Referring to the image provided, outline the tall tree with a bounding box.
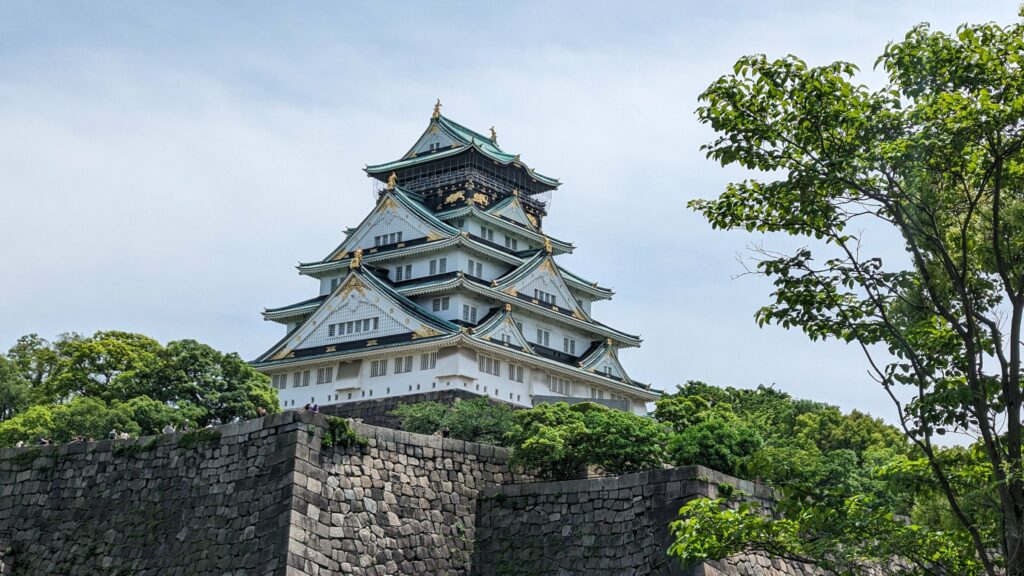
[684,13,1024,575]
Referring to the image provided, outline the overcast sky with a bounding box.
[0,1,1016,424]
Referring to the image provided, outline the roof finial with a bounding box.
[386,172,397,190]
[504,303,512,312]
[490,126,497,143]
[432,99,442,119]
[349,248,363,269]
[543,236,552,254]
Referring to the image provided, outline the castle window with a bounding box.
[370,359,387,377]
[316,367,333,385]
[534,289,556,305]
[394,264,412,281]
[504,236,518,250]
[508,363,524,383]
[271,374,288,390]
[429,258,448,275]
[432,297,450,312]
[501,333,512,344]
[420,352,437,370]
[331,278,340,291]
[328,324,336,337]
[292,370,310,388]
[563,338,576,355]
[333,317,379,337]
[373,232,403,247]
[590,387,606,400]
[478,355,500,376]
[547,374,570,395]
[536,328,550,347]
[466,259,483,277]
[479,226,494,242]
[394,355,413,374]
[463,305,478,323]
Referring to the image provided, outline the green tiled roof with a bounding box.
[365,115,560,187]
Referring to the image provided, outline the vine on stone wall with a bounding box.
[320,416,369,449]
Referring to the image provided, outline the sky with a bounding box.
[0,1,1017,426]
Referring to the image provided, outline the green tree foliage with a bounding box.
[678,13,1024,575]
[506,402,668,479]
[0,356,31,422]
[391,398,515,446]
[667,414,762,477]
[0,331,279,446]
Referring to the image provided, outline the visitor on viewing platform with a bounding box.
[108,429,117,440]
[162,424,175,434]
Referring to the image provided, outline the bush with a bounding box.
[667,414,762,477]
[507,402,669,479]
[391,398,515,446]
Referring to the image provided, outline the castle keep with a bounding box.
[254,103,659,415]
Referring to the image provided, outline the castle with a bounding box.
[254,102,659,414]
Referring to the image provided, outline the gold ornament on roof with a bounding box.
[445,190,465,204]
[512,189,520,197]
[470,192,489,207]
[606,338,613,346]
[426,230,444,241]
[412,325,441,340]
[504,303,512,312]
[544,236,553,254]
[349,248,363,269]
[526,213,538,228]
[490,126,497,143]
[379,196,398,211]
[386,172,398,190]
[432,99,442,119]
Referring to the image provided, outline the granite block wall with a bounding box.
[472,466,815,576]
[0,413,302,575]
[285,412,534,575]
[0,410,838,576]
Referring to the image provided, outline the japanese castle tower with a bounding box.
[254,103,658,415]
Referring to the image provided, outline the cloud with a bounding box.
[0,1,1015,427]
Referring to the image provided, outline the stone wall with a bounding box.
[0,411,529,576]
[0,414,301,575]
[472,465,817,576]
[285,413,534,575]
[0,411,829,575]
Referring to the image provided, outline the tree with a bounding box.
[506,402,668,479]
[666,414,762,477]
[0,331,279,446]
[681,13,1024,575]
[391,398,516,445]
[150,339,277,426]
[0,356,31,422]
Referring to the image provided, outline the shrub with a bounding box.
[507,402,669,479]
[320,416,368,449]
[391,398,515,446]
[667,415,762,477]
